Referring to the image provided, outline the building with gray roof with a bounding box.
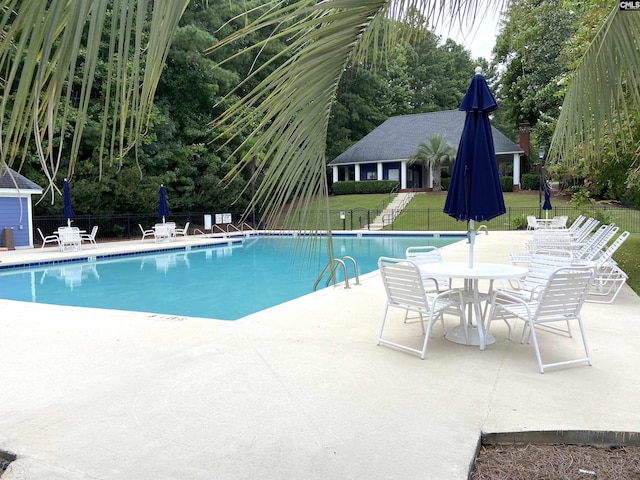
[328,110,524,191]
[0,165,43,249]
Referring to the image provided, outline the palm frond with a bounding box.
[549,7,640,166]
[210,0,498,234]
[0,0,188,197]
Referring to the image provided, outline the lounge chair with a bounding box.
[81,226,98,247]
[548,215,568,229]
[37,228,60,250]
[139,224,154,242]
[586,231,630,304]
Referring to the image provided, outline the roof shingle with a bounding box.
[329,110,523,165]
[0,165,43,192]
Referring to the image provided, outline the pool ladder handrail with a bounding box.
[313,256,360,291]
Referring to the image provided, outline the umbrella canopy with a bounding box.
[543,181,552,219]
[158,184,170,223]
[443,67,505,267]
[63,178,75,227]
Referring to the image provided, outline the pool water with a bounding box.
[0,235,462,320]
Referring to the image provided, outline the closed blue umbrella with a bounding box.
[63,178,75,227]
[158,184,170,223]
[443,68,505,267]
[543,181,552,219]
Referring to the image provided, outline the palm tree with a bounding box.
[408,134,456,192]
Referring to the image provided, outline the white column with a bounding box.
[400,161,407,189]
[377,162,383,180]
[428,164,434,189]
[513,153,521,189]
[354,164,361,181]
[332,166,339,184]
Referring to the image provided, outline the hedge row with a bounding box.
[333,177,516,194]
[332,180,399,195]
[521,173,541,190]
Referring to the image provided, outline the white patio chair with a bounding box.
[37,228,60,250]
[174,221,190,237]
[377,257,466,359]
[486,265,596,373]
[526,215,541,230]
[502,249,575,301]
[81,226,99,247]
[405,246,450,292]
[139,224,154,242]
[153,223,173,242]
[57,227,82,251]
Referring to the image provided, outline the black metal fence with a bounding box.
[297,206,640,233]
[34,212,258,242]
[33,205,639,245]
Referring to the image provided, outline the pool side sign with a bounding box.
[620,1,640,10]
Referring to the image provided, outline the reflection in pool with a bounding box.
[0,234,462,320]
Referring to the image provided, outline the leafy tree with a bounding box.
[408,134,456,191]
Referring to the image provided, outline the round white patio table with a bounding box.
[418,262,527,350]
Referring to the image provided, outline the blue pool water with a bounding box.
[0,234,462,320]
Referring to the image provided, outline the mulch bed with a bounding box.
[470,443,640,479]
[1,444,639,478]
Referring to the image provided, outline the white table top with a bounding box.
[419,262,527,280]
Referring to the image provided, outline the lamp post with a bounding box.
[538,148,545,218]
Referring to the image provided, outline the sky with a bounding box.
[434,6,503,60]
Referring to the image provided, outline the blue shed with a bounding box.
[0,165,43,249]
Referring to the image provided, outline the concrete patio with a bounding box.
[0,231,638,479]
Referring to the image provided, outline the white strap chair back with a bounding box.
[534,266,595,320]
[377,257,465,359]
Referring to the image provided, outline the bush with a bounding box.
[332,180,399,195]
[441,178,450,190]
[500,176,513,192]
[511,213,528,230]
[521,173,540,190]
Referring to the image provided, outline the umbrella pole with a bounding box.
[468,219,475,268]
[67,218,71,227]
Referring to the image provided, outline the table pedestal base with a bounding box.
[445,325,495,347]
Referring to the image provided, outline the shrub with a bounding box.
[500,176,513,192]
[441,178,450,190]
[511,213,528,230]
[332,180,399,195]
[521,173,540,190]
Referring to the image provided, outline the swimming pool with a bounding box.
[0,234,463,320]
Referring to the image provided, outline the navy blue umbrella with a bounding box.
[158,184,170,223]
[443,68,505,267]
[63,178,75,227]
[543,181,552,219]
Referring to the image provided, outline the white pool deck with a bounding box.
[1,231,639,479]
